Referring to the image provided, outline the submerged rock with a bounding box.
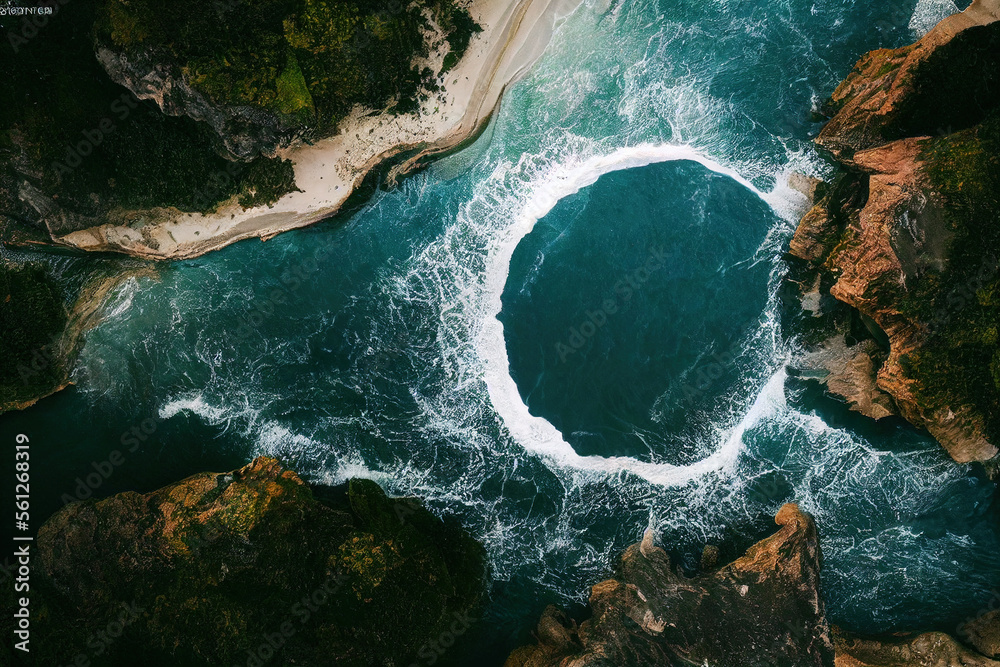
[30,457,486,666]
[506,504,835,667]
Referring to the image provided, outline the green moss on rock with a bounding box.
[0,0,300,237]
[97,0,480,134]
[898,113,1000,442]
[32,457,486,666]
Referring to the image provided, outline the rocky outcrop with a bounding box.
[0,261,142,414]
[29,457,486,666]
[506,504,1000,667]
[834,628,1000,667]
[95,46,302,161]
[792,335,899,421]
[786,0,1000,464]
[817,0,1000,162]
[506,504,835,667]
[961,609,1000,659]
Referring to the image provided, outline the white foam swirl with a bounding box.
[476,144,796,485]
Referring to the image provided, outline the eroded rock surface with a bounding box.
[834,627,1000,667]
[786,0,1000,463]
[506,504,835,667]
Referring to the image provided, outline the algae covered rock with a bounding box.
[31,457,486,666]
[833,627,1000,667]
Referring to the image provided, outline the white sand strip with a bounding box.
[56,0,584,260]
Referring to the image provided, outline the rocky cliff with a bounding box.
[0,0,300,249]
[506,504,835,667]
[90,0,481,160]
[93,45,302,163]
[505,504,1000,667]
[0,0,482,252]
[785,0,1000,464]
[25,457,486,666]
[0,259,143,414]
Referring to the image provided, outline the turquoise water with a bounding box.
[3,0,997,662]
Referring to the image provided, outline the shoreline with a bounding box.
[53,0,584,260]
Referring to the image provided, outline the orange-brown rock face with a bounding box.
[833,627,1000,667]
[817,0,1000,162]
[26,457,486,666]
[787,1,1000,464]
[505,504,835,667]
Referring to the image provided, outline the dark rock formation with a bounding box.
[506,504,835,667]
[29,457,486,666]
[0,260,136,414]
[785,0,1000,463]
[95,45,303,161]
[833,627,1000,667]
[0,261,70,412]
[505,503,1000,667]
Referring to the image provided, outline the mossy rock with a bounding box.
[0,0,300,239]
[32,457,487,666]
[899,111,1000,443]
[96,0,480,135]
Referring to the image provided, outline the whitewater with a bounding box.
[9,0,996,660]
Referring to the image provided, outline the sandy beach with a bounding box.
[56,0,584,260]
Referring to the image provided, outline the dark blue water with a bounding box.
[2,0,994,662]
[500,161,775,463]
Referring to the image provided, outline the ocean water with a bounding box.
[3,0,997,662]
